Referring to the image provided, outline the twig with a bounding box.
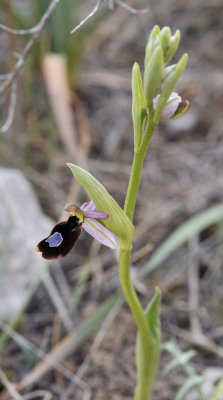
[108,0,115,9]
[0,80,17,133]
[23,390,53,400]
[1,0,107,134]
[53,261,72,305]
[116,0,148,14]
[0,0,61,96]
[0,367,23,400]
[0,23,40,35]
[70,0,102,34]
[0,73,13,81]
[61,298,123,400]
[42,269,73,331]
[78,298,123,374]
[168,323,223,360]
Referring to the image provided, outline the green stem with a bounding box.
[119,120,157,400]
[119,248,151,400]
[124,119,155,221]
[124,150,145,221]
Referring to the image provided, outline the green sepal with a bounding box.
[160,27,171,52]
[144,25,160,68]
[135,287,161,398]
[164,30,180,65]
[144,46,164,106]
[132,62,146,151]
[154,53,188,124]
[67,163,134,249]
[161,64,176,89]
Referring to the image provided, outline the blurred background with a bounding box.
[0,0,223,399]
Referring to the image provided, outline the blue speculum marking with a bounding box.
[46,232,63,247]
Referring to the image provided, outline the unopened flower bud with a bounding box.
[164,30,180,65]
[160,27,171,52]
[144,46,164,105]
[153,92,189,120]
[144,25,161,68]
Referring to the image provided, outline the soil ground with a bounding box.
[1,0,223,399]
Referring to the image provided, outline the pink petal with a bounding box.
[85,210,109,219]
[82,218,116,249]
[161,98,181,119]
[80,200,96,211]
[153,92,182,120]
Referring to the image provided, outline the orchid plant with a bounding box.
[37,26,189,400]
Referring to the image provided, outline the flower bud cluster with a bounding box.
[132,25,189,150]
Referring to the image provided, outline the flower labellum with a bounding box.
[36,200,116,260]
[36,216,82,260]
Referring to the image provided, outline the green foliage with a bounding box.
[30,0,77,55]
[141,204,223,279]
[163,340,205,400]
[12,0,107,85]
[175,376,205,400]
[210,379,223,400]
[162,349,196,376]
[144,288,161,345]
[135,289,161,399]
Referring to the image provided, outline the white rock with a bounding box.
[0,168,52,320]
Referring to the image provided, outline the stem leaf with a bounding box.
[135,288,161,399]
[144,287,161,343]
[67,163,134,249]
[132,62,146,150]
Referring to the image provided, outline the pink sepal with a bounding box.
[82,219,116,249]
[85,210,109,219]
[80,200,95,211]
